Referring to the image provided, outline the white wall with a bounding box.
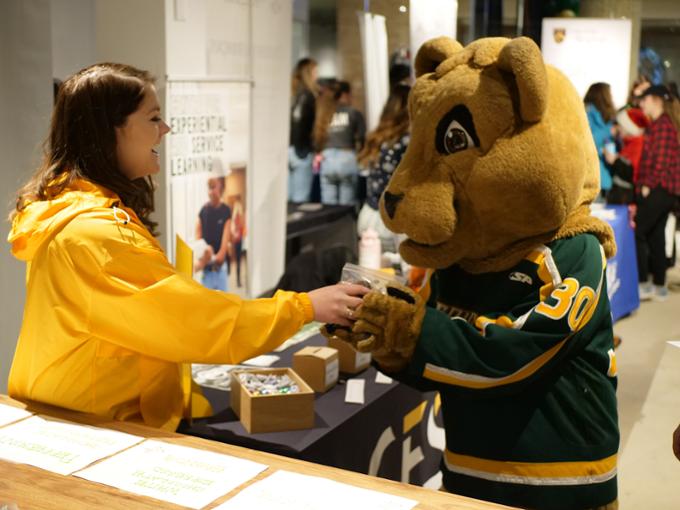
[250,0,292,296]
[51,0,96,80]
[95,0,169,249]
[0,0,53,393]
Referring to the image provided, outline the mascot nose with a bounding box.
[383,191,404,219]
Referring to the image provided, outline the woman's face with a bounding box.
[640,94,663,120]
[116,85,171,180]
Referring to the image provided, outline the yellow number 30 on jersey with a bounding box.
[535,278,597,332]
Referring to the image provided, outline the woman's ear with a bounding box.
[414,37,463,78]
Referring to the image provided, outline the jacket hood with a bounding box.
[8,179,122,261]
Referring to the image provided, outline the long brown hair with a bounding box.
[358,84,410,167]
[663,96,680,144]
[12,63,158,234]
[312,80,350,151]
[584,82,616,123]
[291,58,318,98]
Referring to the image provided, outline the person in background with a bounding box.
[389,48,412,89]
[230,197,246,288]
[585,82,617,198]
[314,81,366,206]
[603,107,649,205]
[357,84,410,253]
[289,58,318,203]
[635,85,680,301]
[195,175,231,291]
[309,78,338,203]
[626,76,651,108]
[7,63,368,431]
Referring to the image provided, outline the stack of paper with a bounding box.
[214,470,418,510]
[0,415,143,475]
[0,403,32,427]
[75,440,268,509]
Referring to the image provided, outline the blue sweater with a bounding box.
[586,104,613,191]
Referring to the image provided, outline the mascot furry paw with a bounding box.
[324,286,426,371]
[349,37,619,510]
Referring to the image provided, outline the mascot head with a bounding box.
[380,37,614,272]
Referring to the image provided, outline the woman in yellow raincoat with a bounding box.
[7,63,367,430]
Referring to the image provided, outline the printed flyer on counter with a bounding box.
[75,439,268,509]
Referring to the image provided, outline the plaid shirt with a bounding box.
[637,113,680,195]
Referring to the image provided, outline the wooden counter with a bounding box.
[0,395,513,509]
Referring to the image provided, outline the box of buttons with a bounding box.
[230,367,314,433]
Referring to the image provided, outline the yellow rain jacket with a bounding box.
[8,179,314,430]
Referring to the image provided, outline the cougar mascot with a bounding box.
[327,37,619,510]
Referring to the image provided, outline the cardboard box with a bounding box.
[230,368,314,433]
[293,346,339,393]
[327,336,372,374]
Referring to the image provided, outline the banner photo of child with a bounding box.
[167,80,250,297]
[193,162,247,295]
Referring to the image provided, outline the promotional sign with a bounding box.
[409,0,458,68]
[76,440,267,509]
[0,416,143,476]
[166,80,250,297]
[541,18,632,108]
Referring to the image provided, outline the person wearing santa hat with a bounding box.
[604,107,650,204]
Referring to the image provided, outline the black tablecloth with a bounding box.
[286,203,355,238]
[182,335,444,486]
[285,203,357,266]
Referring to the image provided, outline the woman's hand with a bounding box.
[313,153,324,173]
[195,246,214,271]
[603,148,617,165]
[308,283,370,327]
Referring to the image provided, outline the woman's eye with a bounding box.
[443,120,474,154]
[151,116,162,123]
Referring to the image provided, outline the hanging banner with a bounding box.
[357,12,389,131]
[409,0,458,66]
[166,80,250,297]
[541,18,632,108]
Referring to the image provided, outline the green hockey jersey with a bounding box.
[399,234,618,510]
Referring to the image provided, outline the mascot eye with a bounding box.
[443,120,475,154]
[435,104,480,156]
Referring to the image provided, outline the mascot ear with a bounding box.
[496,37,548,122]
[414,37,463,78]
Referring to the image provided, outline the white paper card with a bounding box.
[667,341,680,349]
[75,440,268,509]
[213,470,418,510]
[0,403,32,428]
[0,415,144,475]
[345,379,365,405]
[355,351,371,368]
[325,359,339,387]
[243,354,280,367]
[375,371,393,385]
